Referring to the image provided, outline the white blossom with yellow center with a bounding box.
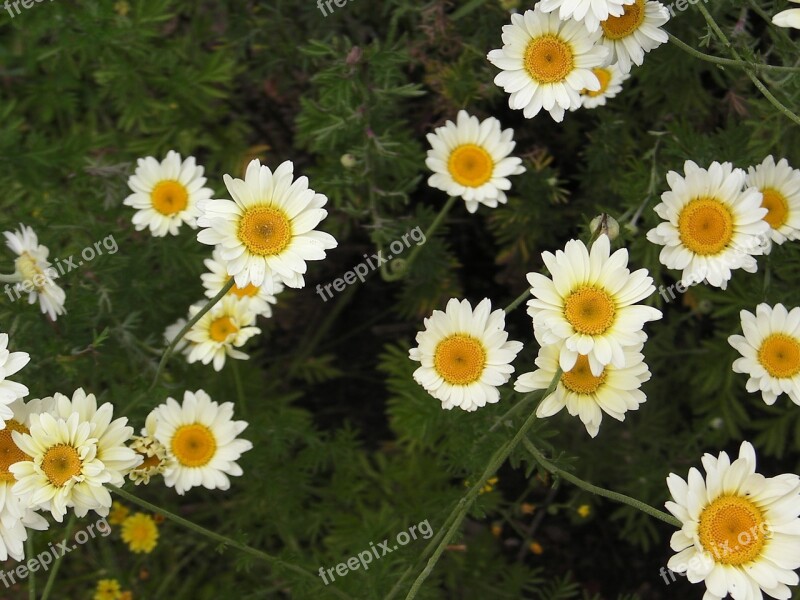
[197,159,337,293]
[184,296,261,372]
[425,110,525,213]
[148,390,252,496]
[515,335,650,437]
[579,63,629,109]
[527,235,662,377]
[3,224,66,321]
[409,298,523,412]
[728,303,800,407]
[646,160,770,290]
[124,150,212,237]
[539,0,635,33]
[201,247,282,318]
[598,0,670,73]
[487,8,609,123]
[745,156,800,248]
[665,441,800,600]
[0,333,31,424]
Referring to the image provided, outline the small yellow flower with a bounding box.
[529,541,544,555]
[121,513,159,554]
[109,501,130,526]
[577,504,591,518]
[520,502,536,515]
[94,579,122,600]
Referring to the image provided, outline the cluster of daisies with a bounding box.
[124,151,337,371]
[0,333,252,562]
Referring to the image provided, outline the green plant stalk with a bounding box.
[667,33,800,73]
[503,287,530,313]
[109,486,351,600]
[40,514,77,600]
[149,278,235,390]
[522,438,681,527]
[27,534,34,600]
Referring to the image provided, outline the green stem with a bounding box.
[231,359,247,418]
[381,195,458,282]
[109,486,350,600]
[27,534,35,600]
[668,32,800,73]
[40,515,77,600]
[149,278,235,390]
[503,288,530,313]
[522,438,681,527]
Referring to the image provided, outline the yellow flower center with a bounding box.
[698,496,767,565]
[760,187,789,229]
[41,444,82,487]
[230,282,261,299]
[524,35,575,84]
[171,424,217,467]
[758,333,800,379]
[677,197,734,256]
[15,253,45,287]
[447,144,494,188]
[0,420,30,483]
[209,316,239,343]
[584,68,612,98]
[601,0,646,40]
[561,355,607,394]
[564,286,616,335]
[433,334,487,385]
[135,452,163,471]
[238,205,292,256]
[151,180,189,216]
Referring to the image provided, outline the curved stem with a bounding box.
[522,438,681,527]
[668,32,800,73]
[40,514,77,600]
[109,486,351,600]
[149,278,235,390]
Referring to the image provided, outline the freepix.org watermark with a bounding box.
[315,226,426,302]
[3,0,56,19]
[0,517,111,588]
[318,519,433,586]
[3,234,118,303]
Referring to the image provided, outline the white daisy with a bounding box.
[123,150,212,237]
[149,390,252,495]
[425,110,525,213]
[526,235,662,377]
[539,0,635,33]
[197,159,338,292]
[3,224,66,321]
[184,296,261,371]
[0,333,30,422]
[773,0,800,29]
[745,156,800,247]
[599,0,670,73]
[665,441,800,600]
[646,160,770,290]
[408,298,523,412]
[579,63,629,109]
[515,336,650,437]
[487,9,609,122]
[728,303,800,407]
[201,248,282,318]
[128,412,171,486]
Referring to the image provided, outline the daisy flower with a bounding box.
[515,336,650,437]
[408,298,524,412]
[0,333,30,422]
[598,0,670,73]
[128,412,171,486]
[579,63,629,109]
[148,390,253,495]
[121,513,159,554]
[123,150,212,237]
[201,248,282,318]
[425,110,525,213]
[646,160,770,290]
[539,0,635,33]
[487,9,609,122]
[184,296,261,371]
[728,303,800,406]
[197,159,338,292]
[665,441,800,600]
[745,156,800,247]
[773,0,800,28]
[3,224,66,321]
[526,235,662,377]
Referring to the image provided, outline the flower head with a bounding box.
[539,0,635,32]
[0,333,30,423]
[184,296,261,372]
[745,156,800,248]
[201,247,282,318]
[579,63,629,109]
[121,513,159,554]
[598,0,670,72]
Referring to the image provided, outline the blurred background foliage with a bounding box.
[1,0,799,598]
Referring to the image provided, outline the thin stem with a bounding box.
[381,195,458,282]
[668,33,800,73]
[522,438,681,527]
[40,514,77,600]
[149,278,235,390]
[27,534,35,600]
[231,359,247,418]
[109,486,351,600]
[503,288,530,313]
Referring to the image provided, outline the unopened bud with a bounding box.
[590,214,620,241]
[340,153,358,168]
